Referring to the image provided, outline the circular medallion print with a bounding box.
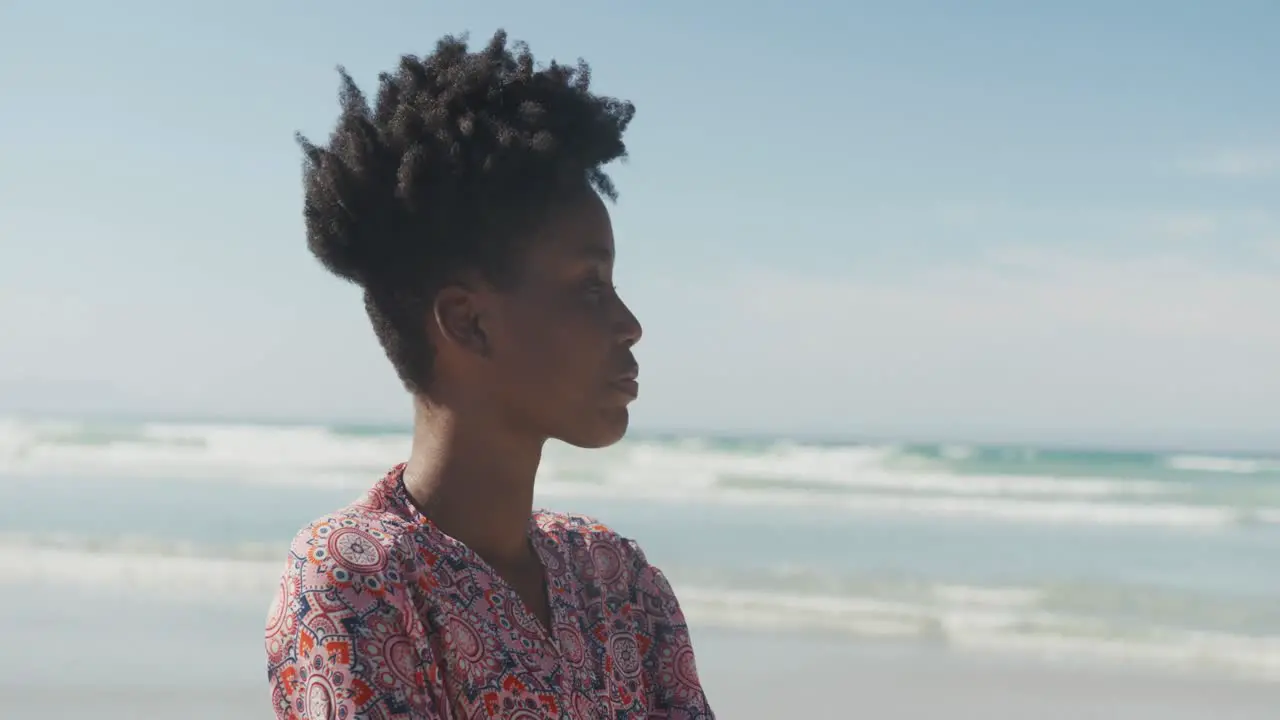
[609,634,642,678]
[506,594,544,639]
[450,617,485,663]
[673,645,700,689]
[327,528,388,573]
[590,543,624,584]
[306,676,336,720]
[384,635,418,685]
[555,622,586,667]
[266,580,288,634]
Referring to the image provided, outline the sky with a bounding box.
[1,1,1278,449]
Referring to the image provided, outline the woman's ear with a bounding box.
[432,286,491,358]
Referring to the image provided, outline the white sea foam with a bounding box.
[2,417,1277,529]
[0,417,406,487]
[5,537,1276,683]
[537,480,1259,528]
[0,541,284,600]
[675,588,1280,682]
[560,441,1173,497]
[1166,454,1278,475]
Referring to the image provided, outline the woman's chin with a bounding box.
[559,407,630,449]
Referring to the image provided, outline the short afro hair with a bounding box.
[298,30,635,394]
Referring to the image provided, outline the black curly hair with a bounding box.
[298,30,635,394]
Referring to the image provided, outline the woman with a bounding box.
[264,30,714,719]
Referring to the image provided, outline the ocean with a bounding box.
[2,415,1279,716]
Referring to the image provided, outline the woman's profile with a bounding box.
[263,29,714,719]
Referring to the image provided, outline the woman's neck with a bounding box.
[400,396,545,567]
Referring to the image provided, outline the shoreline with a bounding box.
[4,585,1278,719]
[6,632,1279,720]
[696,630,1280,719]
[5,411,1279,457]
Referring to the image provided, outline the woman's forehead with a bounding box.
[525,195,615,267]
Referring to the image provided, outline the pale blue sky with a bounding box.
[1,1,1277,448]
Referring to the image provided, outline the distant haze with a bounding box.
[1,1,1277,451]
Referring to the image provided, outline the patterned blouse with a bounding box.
[265,465,714,719]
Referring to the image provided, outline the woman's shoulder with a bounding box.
[532,510,670,591]
[289,503,421,566]
[533,510,639,553]
[277,497,439,613]
[284,467,434,578]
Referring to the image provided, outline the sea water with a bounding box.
[1,416,1278,688]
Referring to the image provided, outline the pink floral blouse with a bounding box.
[265,465,714,719]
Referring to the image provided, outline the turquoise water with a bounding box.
[1,416,1278,682]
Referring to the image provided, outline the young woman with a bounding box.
[264,30,714,719]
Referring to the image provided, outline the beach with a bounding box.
[2,416,1279,717]
[5,593,1279,719]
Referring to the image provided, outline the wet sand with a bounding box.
[5,607,1279,720]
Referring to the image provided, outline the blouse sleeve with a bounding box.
[265,524,443,719]
[631,548,716,719]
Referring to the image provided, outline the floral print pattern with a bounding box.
[266,465,714,719]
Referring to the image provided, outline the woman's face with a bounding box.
[478,191,644,448]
